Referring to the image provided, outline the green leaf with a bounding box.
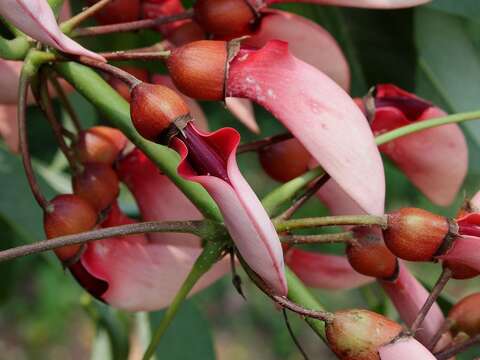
[148,300,216,360]
[427,0,480,20]
[0,147,55,240]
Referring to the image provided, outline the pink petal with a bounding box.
[225,98,259,133]
[0,105,19,152]
[315,177,364,216]
[374,106,467,206]
[0,0,104,61]
[227,40,385,215]
[151,74,209,131]
[244,9,350,90]
[285,248,373,290]
[470,191,480,212]
[438,236,480,272]
[141,0,188,36]
[172,126,287,295]
[0,60,23,104]
[117,148,203,247]
[265,0,431,8]
[379,337,435,360]
[379,262,445,345]
[80,204,228,311]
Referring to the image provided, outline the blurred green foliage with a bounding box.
[0,0,480,359]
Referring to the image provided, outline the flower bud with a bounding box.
[258,138,311,182]
[43,194,97,261]
[75,126,127,165]
[107,66,149,102]
[87,0,141,25]
[72,163,120,212]
[443,261,479,280]
[383,208,453,261]
[166,40,228,100]
[168,21,206,47]
[346,229,398,279]
[448,292,480,336]
[326,309,402,360]
[130,82,190,141]
[194,0,256,38]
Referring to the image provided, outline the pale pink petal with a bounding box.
[286,248,373,290]
[225,98,259,134]
[379,337,435,360]
[375,106,467,206]
[380,262,445,345]
[173,126,287,295]
[80,204,228,311]
[0,105,19,152]
[227,41,384,215]
[244,9,350,90]
[151,74,209,131]
[438,236,480,272]
[0,0,104,61]
[117,148,203,247]
[315,178,364,216]
[265,0,431,8]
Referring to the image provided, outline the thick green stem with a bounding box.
[375,110,480,145]
[142,240,227,360]
[0,36,30,60]
[54,61,221,221]
[275,215,387,232]
[262,167,325,216]
[286,268,326,339]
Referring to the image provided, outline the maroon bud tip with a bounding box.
[75,126,127,165]
[383,208,450,261]
[193,0,256,38]
[166,40,228,101]
[259,138,311,182]
[130,83,190,141]
[326,309,402,360]
[43,194,97,261]
[72,163,120,212]
[448,292,480,336]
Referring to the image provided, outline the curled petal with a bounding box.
[438,236,480,272]
[225,98,259,133]
[0,105,19,152]
[265,0,430,8]
[227,40,385,215]
[379,337,435,360]
[244,10,350,90]
[117,148,203,247]
[380,263,446,346]
[172,126,287,295]
[151,74,208,131]
[374,106,467,206]
[286,248,373,290]
[0,0,104,61]
[79,204,228,311]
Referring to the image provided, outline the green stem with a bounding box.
[375,110,480,145]
[60,0,112,34]
[262,167,325,216]
[54,61,221,221]
[275,215,387,232]
[286,268,326,339]
[142,240,227,360]
[280,232,353,245]
[0,36,30,60]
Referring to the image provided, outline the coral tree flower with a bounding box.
[0,0,104,61]
[171,125,288,295]
[365,84,467,206]
[70,149,229,311]
[226,40,385,215]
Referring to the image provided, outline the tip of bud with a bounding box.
[326,309,402,360]
[166,40,228,101]
[383,208,450,262]
[130,83,190,142]
[448,292,480,337]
